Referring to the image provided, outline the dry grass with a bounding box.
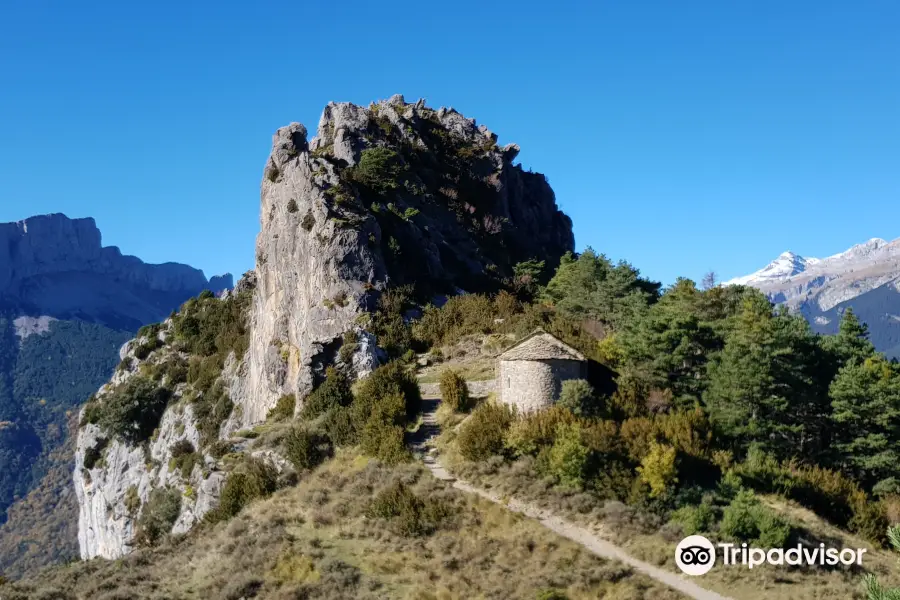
[444,453,900,600]
[2,450,686,600]
[416,333,509,384]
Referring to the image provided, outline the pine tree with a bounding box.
[865,526,900,599]
[830,356,900,485]
[704,295,831,459]
[823,308,876,368]
[541,249,660,330]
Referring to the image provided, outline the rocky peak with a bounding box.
[0,213,233,327]
[247,95,574,424]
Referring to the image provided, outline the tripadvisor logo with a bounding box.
[675,535,868,576]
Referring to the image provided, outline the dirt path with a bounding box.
[413,389,734,600]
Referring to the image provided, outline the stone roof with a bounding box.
[498,330,586,362]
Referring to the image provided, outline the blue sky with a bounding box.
[2,1,899,286]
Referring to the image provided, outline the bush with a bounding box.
[347,147,405,194]
[283,426,329,471]
[438,369,469,412]
[413,294,497,348]
[720,490,792,547]
[323,406,356,446]
[169,440,201,478]
[124,485,141,515]
[95,376,172,444]
[505,406,578,457]
[301,368,352,420]
[134,487,181,547]
[193,381,234,447]
[359,392,410,464]
[267,393,296,422]
[370,288,413,358]
[352,361,421,426]
[670,502,715,535]
[366,481,454,536]
[557,379,596,416]
[82,437,108,470]
[545,423,590,489]
[207,458,278,523]
[457,401,514,461]
[636,442,678,499]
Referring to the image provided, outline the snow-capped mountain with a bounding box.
[726,237,900,358]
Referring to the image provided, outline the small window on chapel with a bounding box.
[507,377,511,388]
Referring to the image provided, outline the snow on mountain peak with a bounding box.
[725,250,813,286]
[726,237,900,289]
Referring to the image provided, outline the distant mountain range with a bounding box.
[0,213,232,328]
[727,237,900,358]
[0,213,231,576]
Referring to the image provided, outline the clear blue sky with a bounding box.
[2,1,899,286]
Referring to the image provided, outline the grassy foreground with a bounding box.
[1,450,686,600]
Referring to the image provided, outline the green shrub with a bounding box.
[413,294,497,348]
[438,369,469,412]
[505,406,578,457]
[536,591,569,600]
[366,481,454,536]
[124,485,141,515]
[172,289,251,361]
[323,406,357,446]
[720,489,793,547]
[267,394,296,422]
[169,440,201,478]
[347,147,405,194]
[207,458,278,523]
[352,361,421,426]
[359,391,410,464]
[370,288,413,358]
[133,337,162,360]
[457,402,514,461]
[557,379,597,416]
[545,423,590,489]
[670,502,715,535]
[338,330,359,365]
[95,376,172,444]
[636,442,678,499]
[135,487,181,547]
[193,381,234,447]
[301,211,315,231]
[283,426,330,471]
[82,437,109,470]
[301,368,352,420]
[287,198,299,213]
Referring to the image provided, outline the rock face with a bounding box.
[0,213,232,328]
[727,238,900,357]
[0,214,235,575]
[243,95,574,424]
[74,95,575,559]
[74,326,227,560]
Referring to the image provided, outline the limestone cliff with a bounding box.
[73,95,574,560]
[244,94,573,424]
[0,213,233,328]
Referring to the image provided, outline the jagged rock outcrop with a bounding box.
[73,95,575,559]
[0,213,232,327]
[243,95,573,424]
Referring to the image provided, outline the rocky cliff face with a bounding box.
[0,214,234,574]
[0,213,233,328]
[244,94,573,424]
[727,238,900,357]
[74,95,575,560]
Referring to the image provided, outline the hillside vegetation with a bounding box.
[0,451,684,600]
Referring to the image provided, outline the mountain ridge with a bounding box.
[727,236,900,357]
